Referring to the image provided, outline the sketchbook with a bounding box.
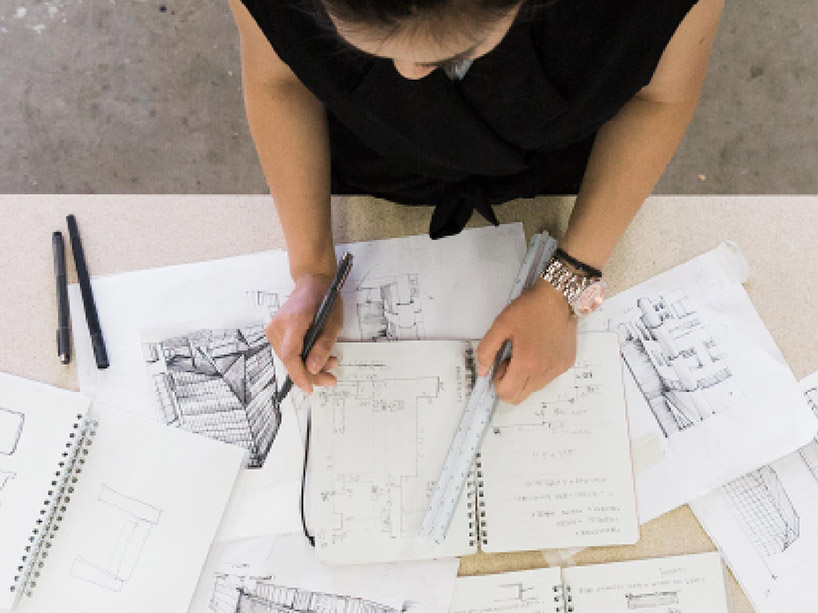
[448,552,729,613]
[0,373,245,613]
[305,333,638,565]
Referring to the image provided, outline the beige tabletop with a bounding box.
[3,194,817,611]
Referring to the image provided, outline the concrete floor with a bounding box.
[0,0,816,194]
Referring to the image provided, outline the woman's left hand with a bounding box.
[476,280,578,405]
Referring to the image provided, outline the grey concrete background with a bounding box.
[0,0,816,194]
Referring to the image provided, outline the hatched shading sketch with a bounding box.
[209,574,402,613]
[626,591,680,609]
[721,466,799,560]
[71,485,162,591]
[143,324,281,468]
[351,274,424,342]
[0,407,24,455]
[613,290,743,437]
[314,375,442,543]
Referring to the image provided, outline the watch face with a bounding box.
[574,280,607,315]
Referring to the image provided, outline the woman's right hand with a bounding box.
[265,273,343,394]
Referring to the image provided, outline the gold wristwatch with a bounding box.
[540,252,607,315]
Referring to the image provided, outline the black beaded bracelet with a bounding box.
[554,247,603,278]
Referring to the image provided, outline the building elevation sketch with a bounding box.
[613,290,744,437]
[143,324,281,468]
[349,274,424,342]
[208,574,402,613]
[0,407,24,455]
[721,465,800,561]
[71,484,162,591]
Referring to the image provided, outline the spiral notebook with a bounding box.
[306,333,638,565]
[0,373,245,613]
[449,552,730,613]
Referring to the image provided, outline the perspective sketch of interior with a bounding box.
[353,274,423,342]
[143,325,281,468]
[0,407,24,455]
[722,466,800,559]
[209,575,402,613]
[71,485,162,591]
[615,291,741,437]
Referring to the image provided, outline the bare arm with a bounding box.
[477,0,724,403]
[230,0,341,392]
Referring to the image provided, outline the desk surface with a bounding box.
[4,194,817,612]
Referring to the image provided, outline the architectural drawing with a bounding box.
[350,274,424,342]
[721,466,800,559]
[315,375,442,542]
[798,387,818,481]
[496,581,537,602]
[613,290,743,437]
[71,484,162,591]
[0,407,24,455]
[143,324,281,468]
[208,574,402,613]
[247,289,288,320]
[625,591,680,609]
[0,470,15,490]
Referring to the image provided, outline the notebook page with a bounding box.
[480,332,638,552]
[14,404,245,613]
[309,341,475,564]
[561,552,729,612]
[0,374,91,610]
[449,568,564,613]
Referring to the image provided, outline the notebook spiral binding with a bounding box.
[466,453,485,548]
[11,414,97,599]
[553,584,573,612]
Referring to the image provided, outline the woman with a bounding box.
[229,0,723,403]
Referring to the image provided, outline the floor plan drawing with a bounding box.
[0,407,24,455]
[349,274,424,342]
[71,484,162,591]
[721,465,800,561]
[314,374,443,543]
[208,574,403,613]
[613,290,744,437]
[143,324,281,468]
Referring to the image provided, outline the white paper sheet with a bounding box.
[0,375,92,611]
[562,552,730,612]
[448,568,563,613]
[69,224,527,541]
[188,533,460,613]
[691,372,818,613]
[12,404,245,613]
[581,242,818,521]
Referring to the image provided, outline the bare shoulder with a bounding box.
[639,0,725,103]
[227,0,300,85]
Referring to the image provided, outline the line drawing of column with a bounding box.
[722,466,800,559]
[70,484,162,591]
[143,324,281,468]
[0,407,25,455]
[615,291,741,437]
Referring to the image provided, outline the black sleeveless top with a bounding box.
[240,0,698,238]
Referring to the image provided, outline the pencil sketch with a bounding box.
[625,590,680,609]
[247,289,290,320]
[0,407,24,455]
[348,274,424,342]
[489,359,604,436]
[721,466,800,561]
[0,470,15,490]
[797,387,818,482]
[612,290,744,437]
[143,324,281,468]
[208,574,404,613]
[70,484,162,591]
[496,580,538,602]
[314,375,443,544]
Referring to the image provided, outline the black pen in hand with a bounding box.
[278,252,353,402]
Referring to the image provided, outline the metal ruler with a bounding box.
[419,231,557,543]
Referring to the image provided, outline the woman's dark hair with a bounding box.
[318,0,526,39]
